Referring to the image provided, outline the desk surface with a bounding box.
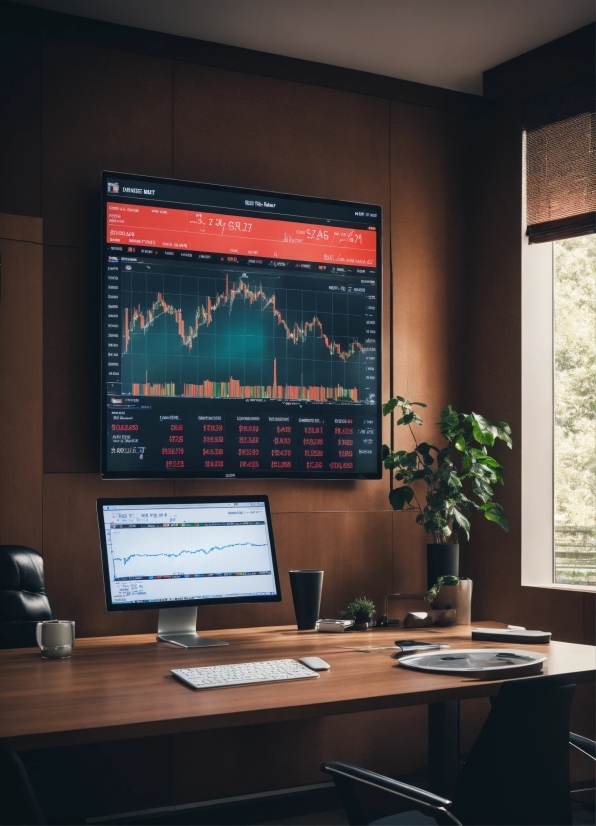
[2,622,594,750]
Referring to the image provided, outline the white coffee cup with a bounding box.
[36,620,75,658]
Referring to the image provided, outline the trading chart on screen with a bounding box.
[101,501,279,605]
[101,173,382,479]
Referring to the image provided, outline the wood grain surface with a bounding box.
[0,33,41,218]
[2,24,471,653]
[41,39,173,251]
[2,623,593,751]
[0,15,592,811]
[0,220,43,551]
[41,474,393,638]
[0,212,42,244]
[461,99,595,650]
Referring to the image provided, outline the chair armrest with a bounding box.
[322,761,452,810]
[570,732,596,760]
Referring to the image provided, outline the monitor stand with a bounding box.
[157,607,228,648]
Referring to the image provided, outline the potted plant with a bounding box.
[383,397,512,588]
[341,597,376,630]
[424,574,471,625]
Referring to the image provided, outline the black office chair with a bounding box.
[323,679,583,826]
[569,732,596,822]
[0,546,53,648]
[0,740,45,825]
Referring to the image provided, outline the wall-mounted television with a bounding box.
[101,172,382,479]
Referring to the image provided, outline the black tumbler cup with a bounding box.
[289,570,324,630]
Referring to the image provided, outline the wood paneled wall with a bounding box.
[34,40,397,637]
[462,25,595,659]
[463,96,594,747]
[1,5,590,814]
[389,100,472,593]
[0,23,472,637]
[463,99,593,646]
[0,214,43,550]
[0,16,477,810]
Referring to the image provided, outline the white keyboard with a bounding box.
[172,658,320,689]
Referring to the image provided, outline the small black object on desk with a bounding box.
[472,628,552,644]
[289,570,323,630]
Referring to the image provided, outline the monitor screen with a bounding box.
[97,496,281,610]
[101,171,382,479]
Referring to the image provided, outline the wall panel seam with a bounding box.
[170,55,486,119]
[0,237,42,245]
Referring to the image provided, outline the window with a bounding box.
[553,236,595,586]
[522,234,595,590]
[522,77,595,591]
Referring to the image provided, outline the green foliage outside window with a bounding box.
[554,235,596,586]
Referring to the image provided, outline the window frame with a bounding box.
[521,193,596,593]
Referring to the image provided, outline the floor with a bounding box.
[259,811,348,825]
[108,785,348,826]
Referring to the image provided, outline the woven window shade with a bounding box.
[524,76,595,243]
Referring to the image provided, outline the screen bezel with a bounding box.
[97,495,282,612]
[100,170,383,480]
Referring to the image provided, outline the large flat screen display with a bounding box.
[101,172,382,479]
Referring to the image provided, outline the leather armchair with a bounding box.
[0,546,53,648]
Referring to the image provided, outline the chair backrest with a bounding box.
[0,739,45,825]
[0,546,53,648]
[452,678,575,826]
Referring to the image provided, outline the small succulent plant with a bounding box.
[341,596,376,620]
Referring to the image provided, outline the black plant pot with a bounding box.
[427,543,459,590]
[354,611,373,630]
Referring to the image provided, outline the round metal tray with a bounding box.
[398,648,546,678]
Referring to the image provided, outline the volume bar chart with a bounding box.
[131,359,358,401]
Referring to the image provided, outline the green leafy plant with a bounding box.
[341,596,376,620]
[382,397,512,543]
[425,575,459,603]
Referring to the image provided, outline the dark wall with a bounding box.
[461,38,595,754]
[0,2,475,639]
[460,24,595,648]
[0,6,481,811]
[1,4,593,814]
[0,2,594,640]
[0,0,591,645]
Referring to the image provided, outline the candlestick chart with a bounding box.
[120,267,374,403]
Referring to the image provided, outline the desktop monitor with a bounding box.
[97,495,281,647]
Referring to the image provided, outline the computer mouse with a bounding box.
[299,656,330,671]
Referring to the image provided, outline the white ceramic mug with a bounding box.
[36,620,75,658]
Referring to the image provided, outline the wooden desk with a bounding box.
[2,622,594,760]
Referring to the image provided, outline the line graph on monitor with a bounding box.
[109,523,272,580]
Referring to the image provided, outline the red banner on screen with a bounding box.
[107,203,377,267]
